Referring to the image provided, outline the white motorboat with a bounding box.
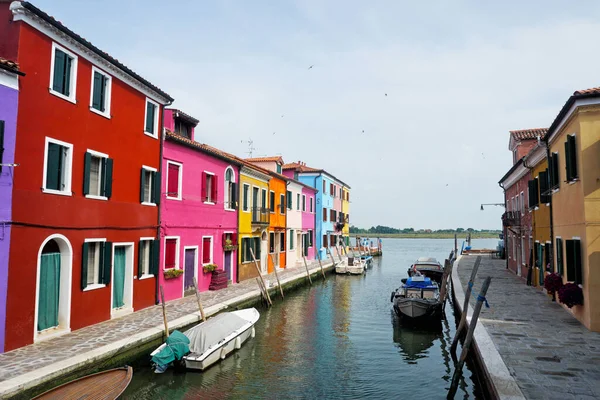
[151,308,260,372]
[391,276,442,320]
[335,256,365,275]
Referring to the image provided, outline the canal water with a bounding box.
[123,238,498,399]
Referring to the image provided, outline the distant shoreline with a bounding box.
[350,233,500,239]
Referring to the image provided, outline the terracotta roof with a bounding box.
[17,1,172,102]
[165,131,243,166]
[573,87,600,95]
[282,162,321,173]
[0,57,25,76]
[166,108,199,125]
[509,128,548,141]
[545,86,600,143]
[245,156,284,164]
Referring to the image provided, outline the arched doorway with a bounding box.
[35,234,72,341]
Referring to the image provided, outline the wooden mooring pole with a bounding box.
[450,256,481,357]
[250,248,272,306]
[327,247,337,267]
[334,246,343,262]
[192,277,206,322]
[302,254,313,285]
[439,259,452,306]
[315,254,327,280]
[269,253,285,299]
[159,285,169,338]
[447,276,492,399]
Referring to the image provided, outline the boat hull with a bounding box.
[184,325,255,371]
[335,260,365,275]
[393,298,442,319]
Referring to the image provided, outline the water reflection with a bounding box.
[392,314,443,363]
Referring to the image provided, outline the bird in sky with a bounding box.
[281,115,284,117]
[308,65,314,70]
[362,130,365,134]
[273,132,276,135]
[385,93,388,97]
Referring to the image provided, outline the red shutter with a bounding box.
[212,175,218,203]
[165,239,176,269]
[168,164,179,196]
[203,238,211,264]
[232,232,237,244]
[222,232,227,245]
[201,171,207,201]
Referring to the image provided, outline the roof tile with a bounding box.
[0,57,24,75]
[509,128,548,141]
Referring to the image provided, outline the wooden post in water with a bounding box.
[334,246,343,262]
[327,247,337,267]
[450,256,482,356]
[315,254,326,280]
[439,260,451,304]
[454,234,458,257]
[447,276,492,399]
[256,278,267,303]
[302,254,313,285]
[269,253,285,299]
[192,277,206,322]
[250,248,272,306]
[159,285,169,338]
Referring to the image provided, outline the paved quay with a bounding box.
[454,255,600,400]
[0,259,337,398]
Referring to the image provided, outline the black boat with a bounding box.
[407,257,444,284]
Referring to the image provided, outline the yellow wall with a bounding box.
[238,172,270,282]
[550,105,600,331]
[342,187,350,242]
[531,158,551,287]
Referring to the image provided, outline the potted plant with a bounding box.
[164,268,183,280]
[203,263,218,274]
[544,273,563,301]
[558,283,584,308]
[223,239,237,251]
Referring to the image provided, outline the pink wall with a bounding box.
[160,138,239,302]
[164,109,196,140]
[302,187,317,260]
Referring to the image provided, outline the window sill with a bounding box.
[141,201,157,207]
[242,209,250,213]
[166,196,182,201]
[138,274,154,281]
[567,179,579,185]
[203,201,216,205]
[49,88,76,104]
[144,131,158,139]
[224,208,236,212]
[90,106,111,119]
[83,283,106,292]
[42,188,72,197]
[85,194,108,201]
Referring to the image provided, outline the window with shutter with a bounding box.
[166,162,182,199]
[310,197,313,212]
[253,237,261,259]
[289,230,294,250]
[308,230,313,247]
[140,167,156,204]
[202,237,212,264]
[323,235,328,248]
[145,99,158,136]
[51,44,77,101]
[90,68,111,116]
[302,195,306,211]
[323,208,327,221]
[323,181,326,193]
[297,193,300,210]
[550,153,559,189]
[269,232,275,253]
[165,238,178,269]
[565,135,578,182]
[270,191,275,212]
[281,194,286,214]
[286,191,292,209]
[243,184,249,211]
[539,170,550,204]
[565,239,582,284]
[44,139,73,194]
[261,189,267,209]
[556,238,564,275]
[279,232,285,252]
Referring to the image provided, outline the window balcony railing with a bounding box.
[502,211,521,227]
[252,207,270,225]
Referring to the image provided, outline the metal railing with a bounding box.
[252,207,270,225]
[502,211,521,227]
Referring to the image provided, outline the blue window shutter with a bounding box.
[103,158,113,198]
[102,242,112,285]
[83,152,91,195]
[81,242,89,290]
[52,49,65,93]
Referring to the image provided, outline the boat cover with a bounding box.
[406,277,435,288]
[151,330,190,367]
[186,312,248,355]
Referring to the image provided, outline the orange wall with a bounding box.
[267,176,287,272]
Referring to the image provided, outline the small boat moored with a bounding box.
[32,366,133,400]
[335,256,365,275]
[407,257,444,284]
[391,275,442,320]
[151,308,260,372]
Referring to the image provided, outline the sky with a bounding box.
[33,0,600,230]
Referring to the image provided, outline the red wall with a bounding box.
[505,173,532,279]
[0,4,19,61]
[4,24,162,350]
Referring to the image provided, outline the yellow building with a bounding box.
[525,140,552,287]
[238,165,271,281]
[545,86,600,331]
[341,186,350,246]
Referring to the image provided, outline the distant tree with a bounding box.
[456,228,464,233]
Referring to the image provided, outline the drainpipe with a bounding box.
[545,143,555,272]
[156,100,172,305]
[498,182,508,269]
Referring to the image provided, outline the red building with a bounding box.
[499,129,544,279]
[1,1,173,351]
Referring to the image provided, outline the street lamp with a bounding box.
[480,203,505,211]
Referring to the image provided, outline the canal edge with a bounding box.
[451,255,525,400]
[0,261,337,399]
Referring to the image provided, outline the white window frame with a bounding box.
[42,137,74,197]
[49,42,78,104]
[138,237,155,279]
[224,166,235,211]
[144,97,160,138]
[163,236,180,270]
[141,165,157,206]
[201,236,214,265]
[242,183,250,212]
[85,149,109,201]
[83,238,107,291]
[166,160,183,200]
[302,194,306,212]
[204,170,216,205]
[89,65,112,119]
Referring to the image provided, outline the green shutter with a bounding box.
[103,158,113,198]
[102,242,112,285]
[83,152,91,195]
[46,143,61,190]
[64,56,72,96]
[565,140,572,181]
[151,239,159,275]
[52,49,65,93]
[556,238,563,275]
[574,239,582,285]
[566,240,576,282]
[243,185,248,210]
[81,242,89,290]
[552,153,559,188]
[254,237,261,259]
[539,170,549,204]
[140,168,146,203]
[568,135,578,180]
[92,71,103,110]
[145,102,155,133]
[287,191,292,209]
[0,120,4,174]
[153,171,161,205]
[231,182,237,209]
[138,241,144,277]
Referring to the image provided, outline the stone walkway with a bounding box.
[456,255,600,400]
[0,259,334,396]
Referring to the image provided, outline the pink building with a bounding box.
[302,186,317,260]
[159,109,241,301]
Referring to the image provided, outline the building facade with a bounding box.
[545,87,600,331]
[0,57,23,353]
[1,1,173,351]
[301,185,317,260]
[286,180,303,267]
[341,186,350,246]
[159,110,241,302]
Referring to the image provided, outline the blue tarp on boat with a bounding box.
[406,277,435,288]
